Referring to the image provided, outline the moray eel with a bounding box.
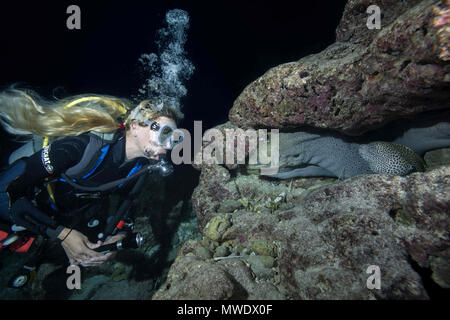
[359,142,425,175]
[250,119,449,179]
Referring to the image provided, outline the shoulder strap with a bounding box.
[7,135,45,165]
[88,131,117,144]
[63,131,119,180]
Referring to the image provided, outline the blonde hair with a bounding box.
[0,87,180,138]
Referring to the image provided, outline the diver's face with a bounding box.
[132,116,176,160]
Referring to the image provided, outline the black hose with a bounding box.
[60,165,151,192]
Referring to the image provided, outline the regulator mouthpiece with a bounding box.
[156,157,174,177]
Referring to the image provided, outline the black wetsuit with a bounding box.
[1,130,149,237]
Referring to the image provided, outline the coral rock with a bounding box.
[229,0,450,135]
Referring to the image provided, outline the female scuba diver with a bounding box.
[0,88,184,268]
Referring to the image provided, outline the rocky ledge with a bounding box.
[229,0,449,135]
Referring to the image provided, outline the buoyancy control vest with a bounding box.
[8,131,119,180]
[1,132,139,240]
[3,129,173,240]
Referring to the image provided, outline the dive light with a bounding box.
[94,232,143,254]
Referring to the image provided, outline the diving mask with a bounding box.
[144,119,184,150]
[128,103,184,150]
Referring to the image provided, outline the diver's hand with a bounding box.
[97,232,126,260]
[103,232,126,245]
[59,228,113,267]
